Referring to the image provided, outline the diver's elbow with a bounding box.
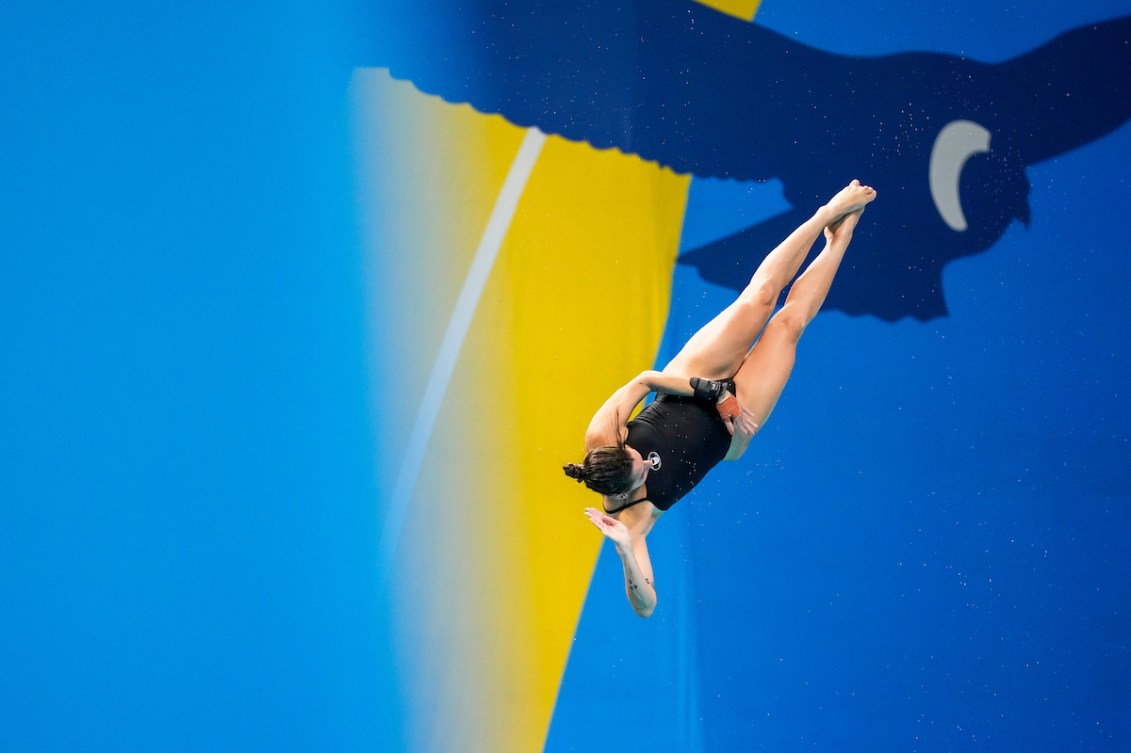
[633,598,657,619]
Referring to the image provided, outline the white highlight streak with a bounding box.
[379,128,547,573]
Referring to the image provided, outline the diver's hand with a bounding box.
[716,390,740,435]
[719,392,759,439]
[733,404,760,439]
[584,507,632,550]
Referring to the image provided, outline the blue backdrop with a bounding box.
[550,4,1131,749]
[2,2,1128,752]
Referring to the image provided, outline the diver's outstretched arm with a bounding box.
[583,507,657,618]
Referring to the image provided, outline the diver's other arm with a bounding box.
[583,507,657,618]
[585,370,694,447]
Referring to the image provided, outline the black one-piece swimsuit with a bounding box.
[604,390,733,514]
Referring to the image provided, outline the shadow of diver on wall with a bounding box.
[364,1,1131,321]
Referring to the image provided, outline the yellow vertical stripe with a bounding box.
[352,69,689,752]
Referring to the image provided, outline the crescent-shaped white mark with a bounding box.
[929,119,992,232]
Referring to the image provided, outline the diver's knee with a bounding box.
[769,304,808,342]
[740,277,779,311]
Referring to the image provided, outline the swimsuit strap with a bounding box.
[602,496,654,515]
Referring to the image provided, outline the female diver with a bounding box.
[564,180,877,617]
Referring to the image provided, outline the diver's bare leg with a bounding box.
[728,208,865,439]
[663,181,875,380]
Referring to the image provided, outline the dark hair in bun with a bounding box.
[563,444,634,496]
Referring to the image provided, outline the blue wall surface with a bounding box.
[2,2,1129,752]
[1,3,400,751]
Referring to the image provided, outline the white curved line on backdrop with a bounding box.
[929,119,992,232]
[379,127,547,574]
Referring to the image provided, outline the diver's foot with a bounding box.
[825,206,863,243]
[823,180,877,226]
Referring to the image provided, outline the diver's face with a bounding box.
[626,446,650,491]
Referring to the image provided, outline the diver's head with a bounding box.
[563,444,647,496]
